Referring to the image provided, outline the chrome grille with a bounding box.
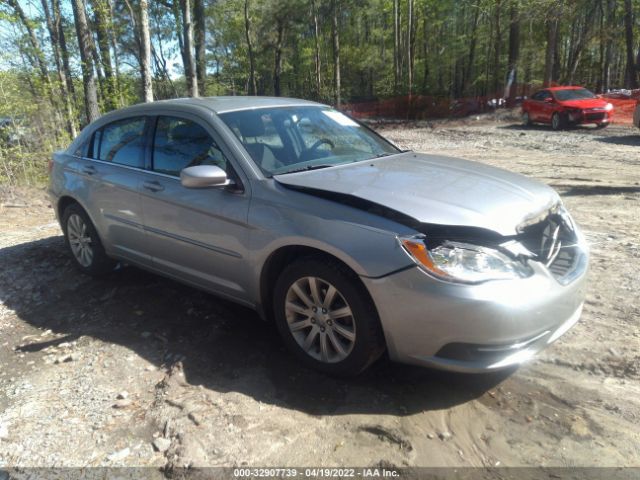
[585,112,605,121]
[548,247,577,278]
[518,213,579,281]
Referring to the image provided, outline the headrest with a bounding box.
[232,111,265,138]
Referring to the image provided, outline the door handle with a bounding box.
[81,165,96,175]
[143,180,164,192]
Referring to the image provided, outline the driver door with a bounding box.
[539,91,556,123]
[139,113,253,303]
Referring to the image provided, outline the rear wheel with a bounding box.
[273,258,385,376]
[551,112,566,131]
[522,111,532,127]
[62,203,116,276]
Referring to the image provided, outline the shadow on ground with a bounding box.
[497,123,632,135]
[0,236,512,417]
[552,184,640,197]
[594,134,640,147]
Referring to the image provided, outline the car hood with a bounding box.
[274,152,560,236]
[558,98,610,109]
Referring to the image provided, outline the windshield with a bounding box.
[218,106,400,175]
[553,88,596,101]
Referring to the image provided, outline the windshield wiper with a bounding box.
[374,150,410,158]
[277,164,335,175]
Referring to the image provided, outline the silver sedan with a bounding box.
[48,97,588,375]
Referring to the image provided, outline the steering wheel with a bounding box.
[306,138,335,154]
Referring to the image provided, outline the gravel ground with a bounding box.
[0,116,639,472]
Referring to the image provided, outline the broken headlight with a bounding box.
[399,236,533,284]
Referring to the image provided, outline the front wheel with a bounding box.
[62,203,116,276]
[551,112,566,131]
[273,258,385,376]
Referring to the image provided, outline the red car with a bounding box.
[522,86,614,130]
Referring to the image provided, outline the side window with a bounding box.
[95,117,146,167]
[532,91,546,101]
[152,116,228,177]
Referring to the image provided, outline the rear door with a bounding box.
[78,116,152,265]
[528,91,549,122]
[139,113,253,303]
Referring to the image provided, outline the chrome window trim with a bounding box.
[77,155,170,176]
[74,155,250,192]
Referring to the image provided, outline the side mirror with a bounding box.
[180,165,231,188]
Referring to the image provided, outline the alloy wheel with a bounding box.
[284,276,356,363]
[67,213,94,267]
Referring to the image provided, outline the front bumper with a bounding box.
[567,110,611,125]
[363,244,588,373]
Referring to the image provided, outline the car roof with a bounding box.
[106,96,326,117]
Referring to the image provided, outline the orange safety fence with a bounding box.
[344,90,639,124]
[603,97,638,125]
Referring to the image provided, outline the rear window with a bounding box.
[90,117,147,168]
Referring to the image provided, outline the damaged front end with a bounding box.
[399,202,587,286]
[279,183,586,286]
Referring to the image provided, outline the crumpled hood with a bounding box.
[274,152,560,236]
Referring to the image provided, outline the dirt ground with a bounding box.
[1,116,639,472]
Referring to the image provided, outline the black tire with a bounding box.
[522,111,532,127]
[62,203,116,276]
[551,112,566,131]
[595,122,609,129]
[273,257,385,376]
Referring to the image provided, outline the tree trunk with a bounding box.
[139,0,153,102]
[71,0,100,124]
[7,0,51,87]
[506,2,519,106]
[492,0,502,95]
[393,0,400,92]
[623,0,638,88]
[92,0,117,110]
[421,16,428,93]
[181,0,198,97]
[543,15,558,86]
[194,0,206,95]
[274,21,285,97]
[464,5,480,96]
[52,0,76,101]
[407,0,414,96]
[311,0,322,99]
[332,0,341,107]
[244,0,257,95]
[107,0,123,106]
[91,42,105,105]
[41,0,77,137]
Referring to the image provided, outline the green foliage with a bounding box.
[0,0,638,185]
